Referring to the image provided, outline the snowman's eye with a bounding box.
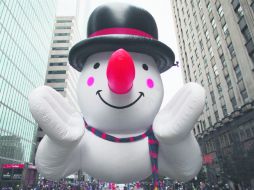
[142,64,148,71]
[93,62,100,69]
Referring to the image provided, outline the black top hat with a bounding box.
[69,3,175,73]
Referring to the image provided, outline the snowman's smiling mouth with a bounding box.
[96,90,144,109]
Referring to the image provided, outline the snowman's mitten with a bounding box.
[153,82,205,145]
[29,86,84,145]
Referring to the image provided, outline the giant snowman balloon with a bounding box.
[29,3,205,189]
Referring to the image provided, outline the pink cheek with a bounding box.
[147,78,154,88]
[87,76,94,87]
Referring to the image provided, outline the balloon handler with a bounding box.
[29,3,205,190]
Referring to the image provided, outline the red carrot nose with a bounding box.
[106,49,135,94]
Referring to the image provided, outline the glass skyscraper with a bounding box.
[0,1,56,165]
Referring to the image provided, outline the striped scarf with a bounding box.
[84,120,159,190]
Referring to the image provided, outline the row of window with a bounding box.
[204,120,254,153]
[52,47,69,51]
[53,87,65,92]
[48,70,66,74]
[56,20,72,23]
[54,33,70,36]
[50,54,68,58]
[174,0,250,127]
[232,1,254,66]
[49,62,67,66]
[53,40,70,44]
[55,26,71,30]
[46,79,65,83]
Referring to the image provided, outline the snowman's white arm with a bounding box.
[29,86,84,180]
[153,82,205,145]
[158,133,202,182]
[35,135,82,180]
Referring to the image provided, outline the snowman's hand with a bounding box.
[29,86,84,145]
[153,82,205,144]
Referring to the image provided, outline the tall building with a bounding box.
[0,1,56,165]
[36,16,81,146]
[171,0,254,187]
[46,16,80,110]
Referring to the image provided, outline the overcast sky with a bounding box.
[56,0,183,108]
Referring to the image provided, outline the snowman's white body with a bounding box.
[30,51,205,183]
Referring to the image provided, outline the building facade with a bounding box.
[36,16,81,146]
[0,0,56,165]
[171,0,254,188]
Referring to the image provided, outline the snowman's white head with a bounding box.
[77,49,163,135]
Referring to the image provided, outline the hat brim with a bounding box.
[68,35,175,73]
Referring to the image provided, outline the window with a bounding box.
[213,64,219,76]
[199,40,204,50]
[53,87,65,92]
[240,88,248,103]
[208,116,212,127]
[225,75,232,88]
[55,26,71,29]
[222,105,228,116]
[202,120,206,130]
[234,65,242,81]
[198,1,202,10]
[198,64,202,75]
[210,91,216,104]
[207,72,212,84]
[48,70,66,74]
[54,33,70,36]
[209,46,214,57]
[211,18,217,29]
[56,20,72,23]
[215,111,219,121]
[195,49,198,59]
[191,56,194,66]
[191,0,194,8]
[53,40,69,43]
[217,84,223,96]
[204,57,208,67]
[201,15,206,25]
[222,24,230,37]
[52,47,69,50]
[201,79,204,86]
[216,35,221,47]
[235,5,244,19]
[217,5,224,18]
[205,30,210,40]
[230,96,237,109]
[205,97,209,110]
[49,62,67,66]
[46,79,65,83]
[228,43,236,57]
[194,70,197,81]
[220,54,226,67]
[207,2,212,13]
[242,26,252,42]
[186,30,189,38]
[250,51,254,65]
[50,55,68,58]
